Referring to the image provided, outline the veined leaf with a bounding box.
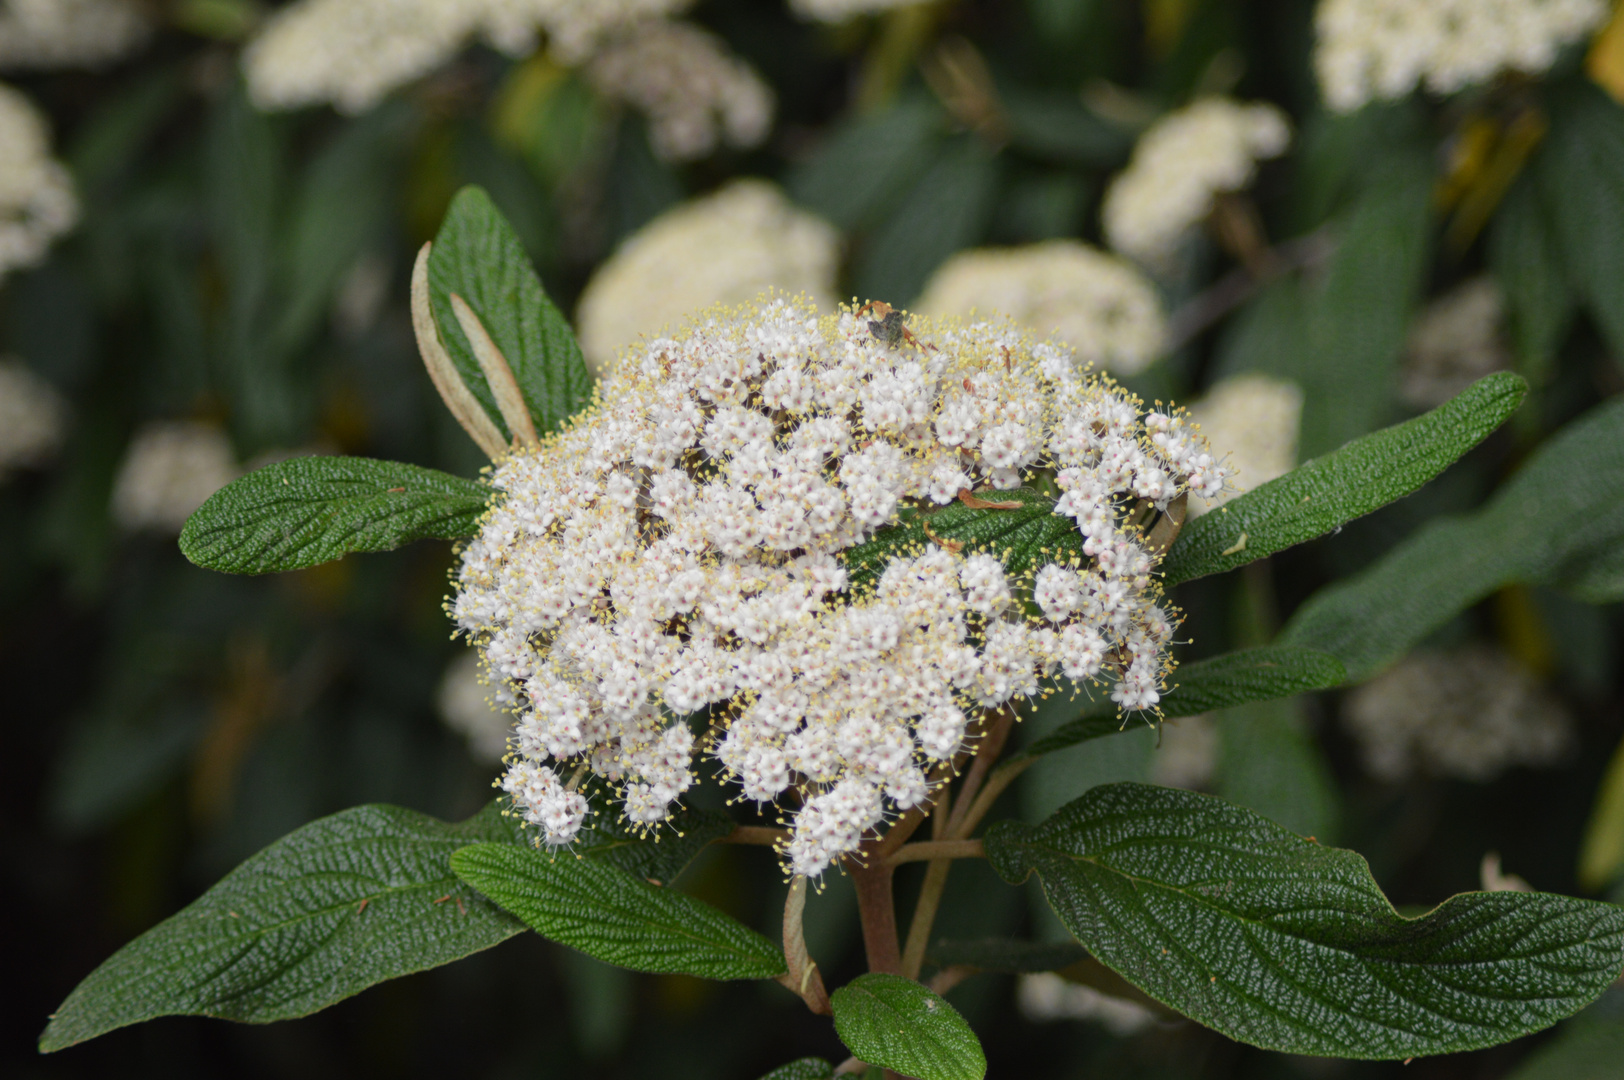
[830,973,987,1080]
[1163,372,1526,585]
[427,185,595,440]
[40,803,526,1052]
[179,456,489,575]
[450,842,785,980]
[1502,993,1624,1080]
[986,783,1624,1059]
[1281,393,1624,681]
[840,488,1080,596]
[1017,645,1345,761]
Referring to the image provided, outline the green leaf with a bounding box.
[1577,734,1624,893]
[179,456,489,575]
[1538,83,1624,370]
[926,938,1088,973]
[840,488,1080,597]
[756,1059,836,1080]
[572,802,737,886]
[1489,174,1575,384]
[427,185,595,440]
[449,842,785,980]
[1018,645,1345,760]
[854,135,1000,306]
[1503,993,1624,1080]
[1162,372,1527,585]
[788,96,943,232]
[985,782,1624,1059]
[830,974,987,1080]
[1214,697,1341,844]
[1281,393,1624,681]
[1297,152,1433,457]
[40,803,526,1052]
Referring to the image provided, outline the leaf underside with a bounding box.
[40,803,525,1052]
[450,842,786,981]
[179,456,489,575]
[986,782,1624,1059]
[426,186,595,440]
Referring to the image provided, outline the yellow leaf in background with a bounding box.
[1144,0,1198,58]
[1578,733,1624,892]
[1586,1,1624,104]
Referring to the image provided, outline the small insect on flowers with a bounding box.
[856,300,933,351]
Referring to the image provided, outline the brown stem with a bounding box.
[944,706,1015,838]
[848,850,903,976]
[720,825,788,846]
[889,839,986,866]
[899,858,953,981]
[928,964,976,997]
[777,876,832,1015]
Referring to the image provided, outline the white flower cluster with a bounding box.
[1314,0,1606,113]
[1102,97,1290,271]
[110,421,240,534]
[0,356,66,479]
[1402,277,1510,409]
[0,0,151,70]
[585,20,772,163]
[790,0,925,23]
[0,81,77,282]
[1343,644,1570,782]
[244,0,694,114]
[575,180,839,376]
[451,296,1229,875]
[1184,373,1302,517]
[914,241,1168,377]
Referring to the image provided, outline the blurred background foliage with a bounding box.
[3,0,1624,1077]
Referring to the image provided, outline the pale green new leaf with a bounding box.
[427,185,595,439]
[986,783,1624,1059]
[450,842,786,980]
[1162,372,1526,585]
[1281,394,1624,680]
[40,803,526,1052]
[830,973,987,1080]
[179,456,489,575]
[1017,645,1345,761]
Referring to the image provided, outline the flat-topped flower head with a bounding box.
[450,295,1229,875]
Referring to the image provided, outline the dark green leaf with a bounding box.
[179,456,489,575]
[1538,83,1624,369]
[1503,992,1624,1080]
[854,136,1000,306]
[986,782,1624,1059]
[757,1059,836,1080]
[572,802,736,885]
[1281,394,1624,680]
[1001,86,1130,165]
[1018,646,1345,760]
[427,185,595,439]
[1163,372,1527,585]
[926,938,1088,973]
[450,842,785,980]
[1215,697,1340,844]
[830,973,987,1080]
[788,97,943,232]
[1297,152,1433,456]
[1489,174,1575,384]
[840,488,1080,597]
[40,803,526,1052]
[1552,541,1624,605]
